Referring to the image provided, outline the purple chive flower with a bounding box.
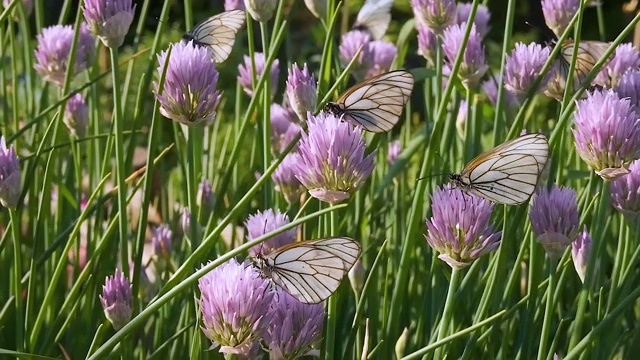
[541,0,579,37]
[82,0,135,48]
[272,153,305,204]
[3,0,33,18]
[286,63,317,121]
[99,269,133,330]
[530,185,580,259]
[614,70,640,110]
[199,258,274,355]
[0,137,21,209]
[224,0,245,10]
[611,160,640,221]
[442,23,488,89]
[504,42,551,98]
[264,290,324,359]
[244,0,277,22]
[417,25,438,64]
[180,207,201,241]
[481,77,519,111]
[411,0,457,34]
[387,140,402,165]
[152,224,172,262]
[34,24,96,87]
[571,226,592,283]
[155,41,222,126]
[425,184,502,269]
[339,30,374,81]
[197,178,215,219]
[595,43,640,88]
[456,3,491,37]
[245,209,297,257]
[64,93,89,137]
[271,104,302,154]
[304,0,327,19]
[237,52,280,97]
[293,112,376,204]
[365,40,397,79]
[572,90,640,180]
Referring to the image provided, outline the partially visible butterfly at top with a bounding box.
[182,9,245,63]
[352,0,394,40]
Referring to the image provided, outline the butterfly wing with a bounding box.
[262,237,362,304]
[354,0,393,40]
[556,40,610,91]
[457,133,549,205]
[185,10,245,63]
[335,70,414,133]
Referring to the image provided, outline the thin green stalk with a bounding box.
[10,209,23,351]
[434,268,462,359]
[325,207,338,360]
[537,259,557,360]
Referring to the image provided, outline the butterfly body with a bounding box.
[326,70,414,133]
[253,237,361,304]
[551,40,610,94]
[450,133,549,205]
[182,9,245,63]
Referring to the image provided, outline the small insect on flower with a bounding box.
[449,133,549,205]
[253,237,362,304]
[353,0,393,40]
[182,9,245,63]
[324,70,414,133]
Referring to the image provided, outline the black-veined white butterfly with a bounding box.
[324,70,414,133]
[182,9,245,63]
[549,40,610,96]
[353,0,393,40]
[449,133,549,205]
[253,237,361,304]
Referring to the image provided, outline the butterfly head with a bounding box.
[324,102,344,116]
[449,173,470,189]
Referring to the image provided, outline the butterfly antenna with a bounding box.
[155,16,183,35]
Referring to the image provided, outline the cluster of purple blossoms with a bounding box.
[417,25,438,64]
[425,185,502,269]
[571,226,592,283]
[442,23,488,89]
[244,208,297,257]
[504,42,551,99]
[292,112,376,204]
[530,185,580,260]
[270,104,302,154]
[238,52,280,97]
[572,89,640,180]
[411,0,456,34]
[198,259,325,358]
[595,43,640,88]
[482,77,519,111]
[456,3,491,37]
[611,160,640,221]
[82,0,135,48]
[34,24,95,87]
[339,30,397,81]
[541,0,579,37]
[64,93,89,138]
[0,136,21,209]
[155,41,222,126]
[272,153,306,204]
[286,63,317,121]
[614,70,640,110]
[99,269,133,330]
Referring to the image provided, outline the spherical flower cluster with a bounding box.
[610,160,640,221]
[34,24,96,87]
[504,42,551,98]
[244,208,297,257]
[442,23,488,88]
[237,52,280,97]
[530,185,580,259]
[293,112,376,203]
[411,0,457,34]
[572,89,640,180]
[425,184,502,269]
[614,70,640,110]
[595,43,640,88]
[155,41,222,126]
[339,30,397,81]
[541,0,579,37]
[82,0,136,48]
[456,3,491,37]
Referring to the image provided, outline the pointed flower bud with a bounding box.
[417,25,438,64]
[348,259,366,294]
[610,160,640,221]
[99,269,133,330]
[82,0,135,48]
[571,226,592,283]
[152,224,172,262]
[387,140,402,165]
[272,153,305,204]
[270,104,302,155]
[541,0,579,38]
[530,185,580,260]
[237,52,280,97]
[245,209,297,257]
[64,93,89,137]
[244,0,277,22]
[286,63,317,121]
[196,178,215,220]
[442,23,488,89]
[0,136,21,209]
[304,0,327,19]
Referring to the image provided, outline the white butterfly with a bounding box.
[353,0,394,40]
[324,70,414,133]
[182,9,245,63]
[450,133,549,205]
[253,237,362,304]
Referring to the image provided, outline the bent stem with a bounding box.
[434,267,461,359]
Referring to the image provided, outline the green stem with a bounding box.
[10,209,23,351]
[537,259,557,360]
[434,267,461,359]
[325,205,338,360]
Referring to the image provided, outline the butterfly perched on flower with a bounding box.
[450,133,549,205]
[253,237,362,304]
[324,70,414,133]
[182,9,245,63]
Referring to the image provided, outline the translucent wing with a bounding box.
[325,70,414,133]
[183,9,245,63]
[258,237,362,304]
[451,133,549,205]
[555,40,610,91]
[354,0,393,40]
